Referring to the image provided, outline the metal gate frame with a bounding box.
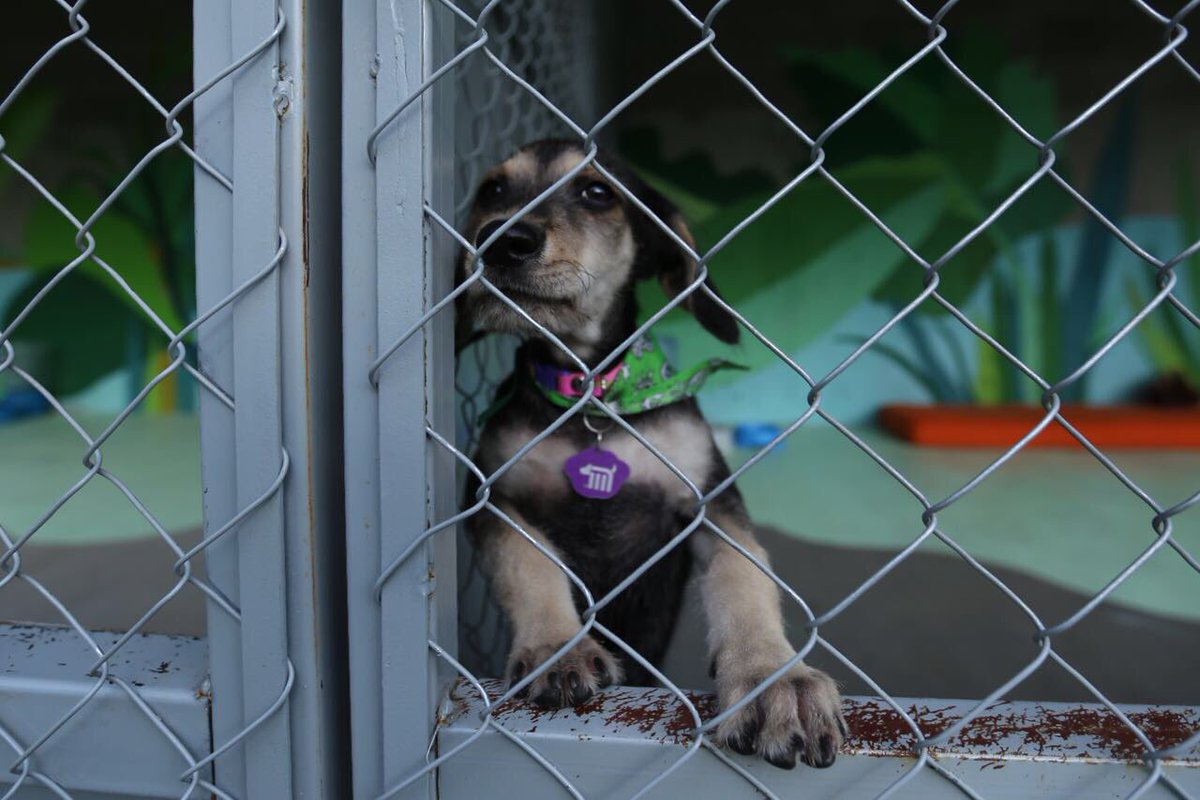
[195,0,346,797]
[342,1,459,797]
[8,0,1181,797]
[7,1,1195,799]
[1,1,343,797]
[340,2,1200,800]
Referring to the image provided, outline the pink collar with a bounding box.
[530,360,626,399]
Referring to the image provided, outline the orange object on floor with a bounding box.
[878,404,1200,449]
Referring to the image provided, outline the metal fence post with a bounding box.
[195,1,347,796]
[277,0,350,796]
[229,4,293,795]
[338,1,1200,798]
[0,0,343,795]
[193,1,245,792]
[343,1,459,797]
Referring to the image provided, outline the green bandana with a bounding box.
[482,333,743,422]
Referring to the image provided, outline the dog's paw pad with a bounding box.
[507,636,623,709]
[715,660,844,769]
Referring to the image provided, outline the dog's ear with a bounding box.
[454,246,481,353]
[628,177,740,345]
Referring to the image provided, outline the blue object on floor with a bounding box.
[0,388,50,423]
[734,422,786,451]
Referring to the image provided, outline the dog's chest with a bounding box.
[492,415,713,503]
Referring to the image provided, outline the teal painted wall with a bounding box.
[686,216,1194,426]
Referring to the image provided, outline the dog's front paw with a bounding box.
[714,651,845,769]
[507,635,623,709]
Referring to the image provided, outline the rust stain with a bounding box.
[452,680,1200,764]
[301,133,310,288]
[596,689,713,744]
[843,700,956,755]
[473,680,716,744]
[843,699,1200,762]
[955,706,1199,761]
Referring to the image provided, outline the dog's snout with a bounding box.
[475,220,545,268]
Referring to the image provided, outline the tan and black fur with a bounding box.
[459,139,845,769]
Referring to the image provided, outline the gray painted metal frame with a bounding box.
[441,684,1200,799]
[338,1,1200,799]
[342,1,458,799]
[195,0,346,797]
[0,626,210,798]
[0,0,342,797]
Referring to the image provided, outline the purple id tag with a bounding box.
[564,447,630,499]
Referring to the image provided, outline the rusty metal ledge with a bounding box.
[0,623,210,797]
[436,679,1200,799]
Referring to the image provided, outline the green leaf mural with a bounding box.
[22,185,184,332]
[1125,155,1200,385]
[619,30,1120,411]
[5,269,152,396]
[0,45,195,411]
[786,34,1069,313]
[639,156,946,375]
[0,92,58,201]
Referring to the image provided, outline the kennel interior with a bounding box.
[0,2,209,639]
[1,0,1198,797]
[447,0,1200,714]
[373,1,1200,795]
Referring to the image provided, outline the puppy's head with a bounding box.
[458,139,739,360]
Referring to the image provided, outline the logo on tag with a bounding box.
[564,447,630,499]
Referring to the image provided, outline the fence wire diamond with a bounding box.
[0,2,292,797]
[368,0,1200,799]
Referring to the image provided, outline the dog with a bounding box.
[458,139,845,769]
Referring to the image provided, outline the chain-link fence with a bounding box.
[354,0,1200,798]
[0,2,342,797]
[450,0,600,682]
[4,1,1199,798]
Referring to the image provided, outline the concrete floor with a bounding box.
[4,414,1196,619]
[2,530,207,637]
[731,422,1200,624]
[0,412,202,545]
[7,524,1197,709]
[661,528,1200,707]
[3,413,1197,707]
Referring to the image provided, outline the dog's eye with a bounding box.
[580,181,615,207]
[477,178,505,202]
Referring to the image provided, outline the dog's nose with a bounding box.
[475,220,545,268]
